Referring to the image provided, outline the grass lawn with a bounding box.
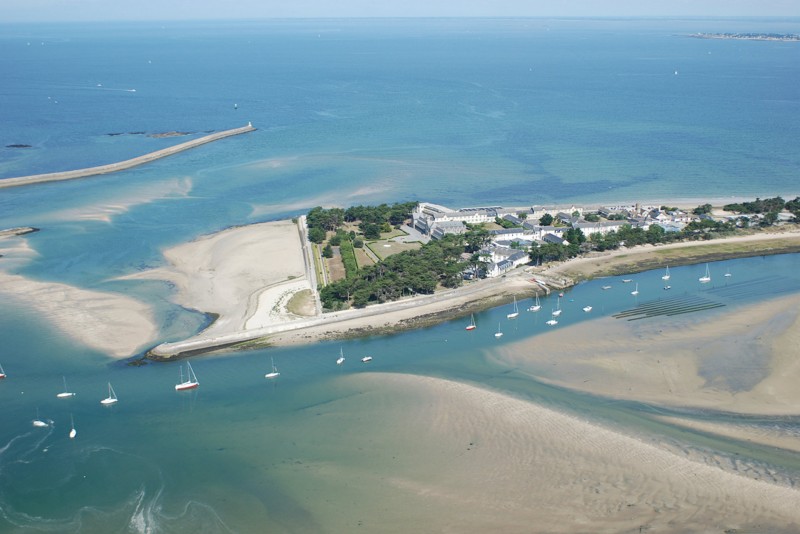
[368,240,422,260]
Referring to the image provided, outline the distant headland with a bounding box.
[689,32,800,42]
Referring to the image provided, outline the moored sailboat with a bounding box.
[699,264,711,283]
[101,382,118,405]
[465,314,477,331]
[336,347,346,365]
[506,297,519,319]
[552,297,562,317]
[57,376,75,398]
[265,357,280,379]
[33,408,48,428]
[527,294,541,312]
[175,362,199,391]
[0,363,5,379]
[662,266,670,281]
[494,322,503,338]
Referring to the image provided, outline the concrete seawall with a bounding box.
[0,124,256,189]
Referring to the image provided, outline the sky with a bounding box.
[2,0,799,22]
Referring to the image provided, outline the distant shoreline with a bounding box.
[0,123,256,189]
[688,32,800,42]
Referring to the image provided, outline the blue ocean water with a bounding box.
[1,18,800,532]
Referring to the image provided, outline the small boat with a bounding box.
[622,279,632,283]
[631,283,639,296]
[724,268,732,278]
[100,382,118,405]
[558,292,565,297]
[663,285,671,290]
[507,297,519,319]
[57,376,75,398]
[175,362,199,391]
[699,264,711,284]
[601,285,612,290]
[546,318,558,326]
[583,306,592,312]
[265,357,280,379]
[552,297,562,317]
[0,363,5,379]
[494,322,503,338]
[465,314,477,331]
[33,408,48,428]
[528,294,542,312]
[662,266,671,281]
[69,414,76,439]
[336,348,345,365]
[361,356,373,363]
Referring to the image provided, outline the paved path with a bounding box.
[0,124,256,189]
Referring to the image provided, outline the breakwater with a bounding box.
[0,123,256,189]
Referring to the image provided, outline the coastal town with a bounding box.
[135,194,800,358]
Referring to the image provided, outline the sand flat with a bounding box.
[285,373,800,533]
[0,272,157,358]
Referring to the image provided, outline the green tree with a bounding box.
[564,227,586,245]
[308,226,326,244]
[584,213,600,222]
[464,225,491,253]
[645,224,666,244]
[693,203,713,215]
[539,213,554,226]
[322,244,333,258]
[362,223,381,240]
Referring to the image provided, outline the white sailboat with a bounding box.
[57,376,75,398]
[631,283,639,296]
[101,382,118,405]
[361,355,373,363]
[552,297,562,317]
[699,264,711,283]
[527,294,541,312]
[175,362,199,391]
[33,408,48,428]
[69,414,76,439]
[583,305,592,312]
[265,357,280,379]
[465,314,477,331]
[546,314,558,326]
[0,363,6,379]
[336,347,346,365]
[724,268,732,278]
[506,297,519,319]
[494,322,503,338]
[662,266,671,280]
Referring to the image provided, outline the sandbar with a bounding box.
[493,291,800,418]
[296,372,800,532]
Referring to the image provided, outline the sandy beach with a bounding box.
[125,219,312,350]
[303,372,800,533]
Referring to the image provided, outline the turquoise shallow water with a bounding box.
[1,17,800,532]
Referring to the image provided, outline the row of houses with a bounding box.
[413,202,697,278]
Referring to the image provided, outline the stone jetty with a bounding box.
[0,123,256,189]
